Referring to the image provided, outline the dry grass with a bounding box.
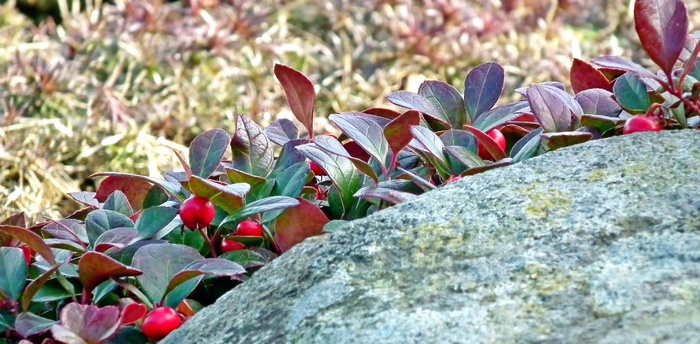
[1,0,698,223]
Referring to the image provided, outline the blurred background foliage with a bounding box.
[1,0,698,222]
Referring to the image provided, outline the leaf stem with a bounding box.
[198,226,218,258]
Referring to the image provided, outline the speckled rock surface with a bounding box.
[162,130,700,344]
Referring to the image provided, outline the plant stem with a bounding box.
[198,226,218,258]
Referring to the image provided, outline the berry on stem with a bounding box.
[221,238,246,252]
[477,128,506,160]
[236,219,263,237]
[141,307,182,341]
[622,115,662,134]
[180,196,215,230]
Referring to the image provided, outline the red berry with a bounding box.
[141,307,182,341]
[17,245,33,265]
[180,196,216,230]
[477,129,506,160]
[236,219,263,237]
[623,115,662,134]
[309,160,326,176]
[220,238,246,253]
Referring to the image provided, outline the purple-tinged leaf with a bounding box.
[570,58,613,93]
[133,244,202,304]
[635,0,688,75]
[53,303,120,344]
[103,191,133,217]
[515,82,566,96]
[271,139,310,173]
[134,206,178,240]
[21,263,63,312]
[0,247,27,300]
[464,125,507,161]
[396,167,436,191]
[274,64,316,136]
[221,196,299,226]
[580,115,626,133]
[265,118,299,146]
[354,179,421,205]
[419,80,467,128]
[297,137,364,212]
[408,126,452,178]
[384,110,421,158]
[0,225,55,265]
[78,251,142,293]
[42,219,88,245]
[591,56,657,78]
[363,107,402,120]
[230,114,274,177]
[464,62,505,121]
[575,88,622,117]
[540,132,594,151]
[274,198,329,253]
[443,146,485,170]
[15,312,56,338]
[329,112,389,165]
[613,72,651,113]
[471,101,530,133]
[189,129,231,179]
[439,129,477,151]
[187,175,248,214]
[85,210,134,247]
[164,258,246,297]
[91,172,185,201]
[386,91,450,125]
[526,84,574,132]
[313,136,379,182]
[94,228,140,252]
[68,192,100,208]
[1,212,26,228]
[511,128,544,163]
[461,158,514,176]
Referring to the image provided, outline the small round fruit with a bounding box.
[623,115,662,134]
[477,129,506,160]
[236,219,263,237]
[309,160,327,176]
[180,196,216,230]
[141,307,182,341]
[18,245,33,265]
[221,238,246,253]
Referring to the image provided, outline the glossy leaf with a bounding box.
[613,72,651,113]
[386,91,449,124]
[68,192,100,208]
[591,56,657,78]
[189,129,231,179]
[91,172,185,201]
[471,101,530,133]
[462,158,514,176]
[419,80,467,128]
[354,180,420,205]
[0,225,55,265]
[526,84,575,132]
[42,219,88,245]
[511,128,544,163]
[271,162,309,198]
[187,176,248,214]
[0,247,26,300]
[164,259,246,298]
[52,303,120,344]
[219,250,266,269]
[362,107,402,120]
[265,118,299,146]
[230,115,274,177]
[133,243,202,304]
[439,129,477,151]
[580,114,626,133]
[384,110,421,158]
[541,132,594,151]
[78,251,142,292]
[1,212,26,228]
[134,206,178,240]
[14,312,56,338]
[94,228,140,252]
[103,191,133,217]
[274,64,316,136]
[464,125,507,161]
[635,0,688,75]
[408,126,451,176]
[274,198,329,253]
[271,139,310,173]
[85,210,134,247]
[312,135,379,182]
[570,58,612,93]
[464,62,505,121]
[120,302,147,326]
[221,196,299,226]
[329,112,389,165]
[443,146,485,170]
[575,88,622,117]
[21,264,63,312]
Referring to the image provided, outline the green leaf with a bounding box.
[419,80,467,128]
[464,62,505,121]
[85,210,134,247]
[14,312,56,338]
[230,114,274,177]
[102,191,133,217]
[613,72,651,114]
[409,126,452,178]
[21,263,63,312]
[163,259,246,298]
[219,250,267,269]
[132,244,203,304]
[0,247,27,301]
[329,112,390,166]
[221,197,300,226]
[472,101,529,133]
[511,128,544,163]
[134,206,178,240]
[187,175,249,214]
[271,162,310,198]
[189,128,231,178]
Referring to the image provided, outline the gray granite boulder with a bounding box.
[162,130,700,344]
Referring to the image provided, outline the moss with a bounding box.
[517,184,574,220]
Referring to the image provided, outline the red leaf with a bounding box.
[0,225,55,265]
[95,175,154,210]
[274,198,329,253]
[363,107,402,120]
[634,0,689,75]
[78,252,142,293]
[274,64,316,137]
[384,110,422,158]
[464,125,507,161]
[570,58,612,93]
[120,302,147,326]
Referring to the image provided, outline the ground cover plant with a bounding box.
[2,0,700,342]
